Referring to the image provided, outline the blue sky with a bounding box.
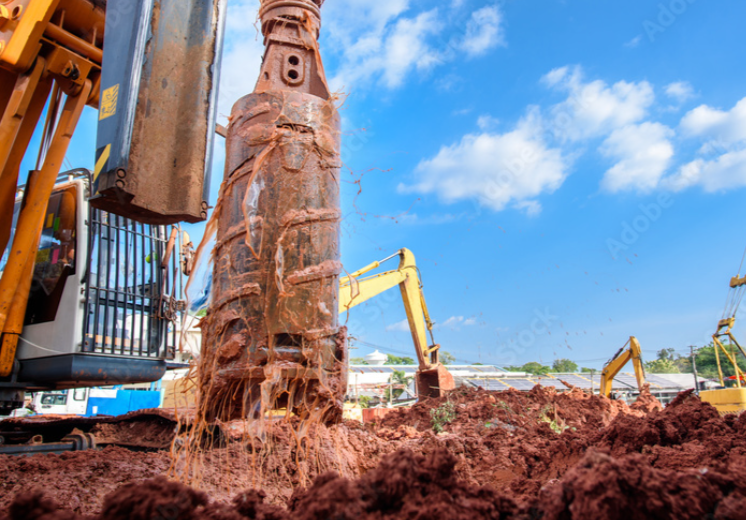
[19,0,746,369]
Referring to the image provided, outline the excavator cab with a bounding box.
[0,170,187,415]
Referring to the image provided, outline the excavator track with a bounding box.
[0,409,181,455]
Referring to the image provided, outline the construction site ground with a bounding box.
[2,386,746,519]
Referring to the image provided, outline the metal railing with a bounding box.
[82,208,183,359]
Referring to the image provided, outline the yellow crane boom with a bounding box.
[600,336,646,398]
[339,248,454,398]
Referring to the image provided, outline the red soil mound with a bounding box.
[0,446,169,515]
[6,387,746,520]
[6,447,746,520]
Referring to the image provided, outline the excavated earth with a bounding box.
[2,386,746,519]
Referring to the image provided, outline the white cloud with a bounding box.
[216,0,263,123]
[440,316,464,329]
[328,8,442,90]
[624,35,643,48]
[514,200,542,217]
[381,11,442,88]
[400,108,569,214]
[385,319,411,332]
[438,316,477,329]
[543,66,655,142]
[325,2,507,91]
[396,212,463,225]
[477,114,499,130]
[663,149,746,193]
[665,81,695,104]
[600,122,675,193]
[659,97,746,192]
[680,97,746,146]
[460,5,505,57]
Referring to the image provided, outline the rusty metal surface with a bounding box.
[199,0,346,423]
[416,365,456,399]
[91,0,226,224]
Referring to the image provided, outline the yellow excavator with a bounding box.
[339,248,454,398]
[600,336,646,398]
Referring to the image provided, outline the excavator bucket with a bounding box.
[416,365,455,399]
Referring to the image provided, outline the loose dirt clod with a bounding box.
[4,387,746,519]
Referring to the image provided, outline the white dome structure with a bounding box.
[364,350,388,366]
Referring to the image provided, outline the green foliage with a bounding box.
[383,370,413,402]
[580,367,595,373]
[692,343,746,380]
[539,405,569,434]
[639,344,746,380]
[440,351,456,365]
[520,362,551,375]
[358,396,372,409]
[349,357,369,365]
[430,401,456,433]
[386,355,415,365]
[505,362,552,375]
[195,308,207,317]
[644,358,681,374]
[551,358,579,373]
[650,348,690,373]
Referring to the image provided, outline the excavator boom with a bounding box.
[340,248,454,398]
[600,336,645,397]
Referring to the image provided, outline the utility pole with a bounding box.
[389,374,394,408]
[590,369,595,395]
[691,345,700,395]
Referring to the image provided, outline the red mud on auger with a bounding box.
[199,0,347,423]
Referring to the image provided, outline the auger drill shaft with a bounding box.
[199,0,346,423]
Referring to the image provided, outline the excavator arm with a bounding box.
[339,248,454,398]
[600,336,645,398]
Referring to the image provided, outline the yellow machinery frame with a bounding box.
[698,273,746,415]
[711,275,746,388]
[599,336,646,398]
[0,0,103,376]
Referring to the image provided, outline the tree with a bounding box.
[520,362,551,376]
[440,351,456,365]
[580,367,595,373]
[644,358,680,374]
[691,343,746,380]
[551,359,578,373]
[383,370,412,402]
[349,357,369,365]
[504,362,551,375]
[386,355,415,365]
